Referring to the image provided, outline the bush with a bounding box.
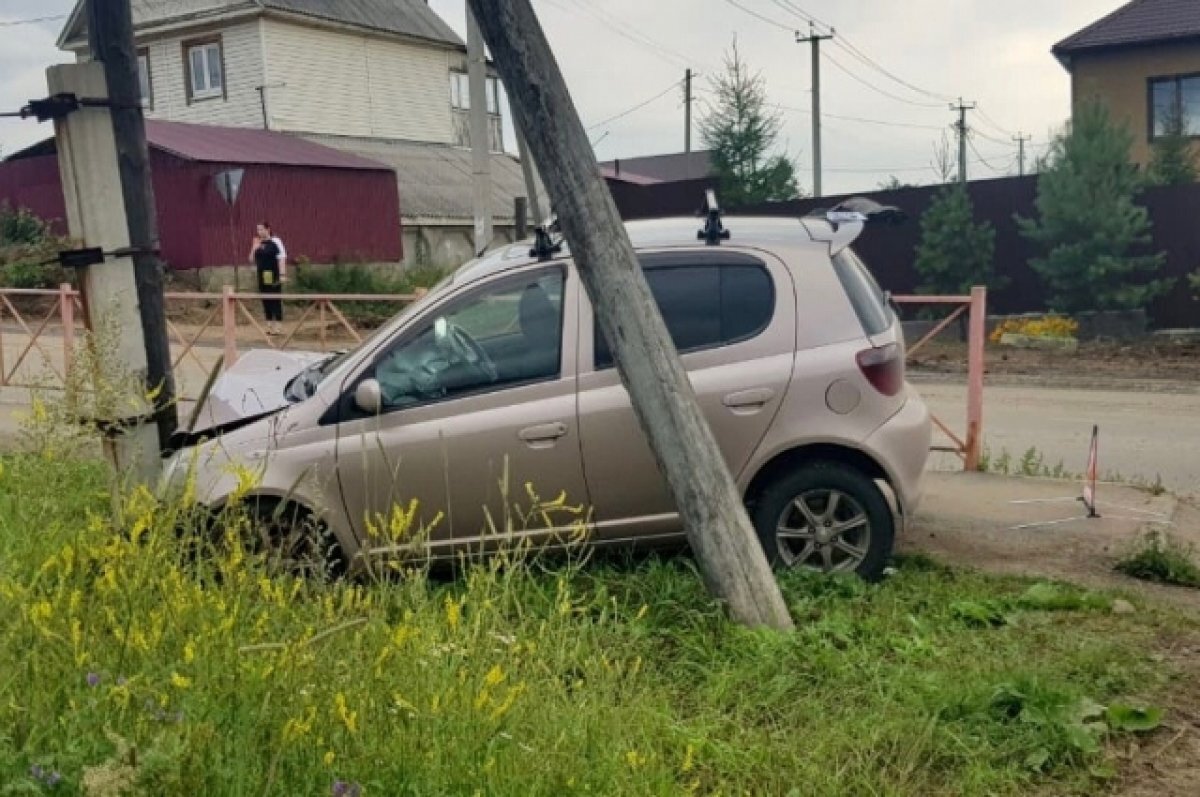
[293,262,448,327]
[0,204,68,289]
[1116,532,1200,588]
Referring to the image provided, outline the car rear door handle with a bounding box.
[519,422,568,446]
[723,388,776,410]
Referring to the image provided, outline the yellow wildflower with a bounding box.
[681,744,696,773]
[625,750,647,769]
[483,665,505,688]
[183,641,196,664]
[170,672,192,690]
[334,692,358,735]
[282,707,316,742]
[444,596,462,632]
[323,751,336,767]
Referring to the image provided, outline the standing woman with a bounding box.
[249,222,287,334]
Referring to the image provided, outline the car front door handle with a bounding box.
[723,388,776,410]
[519,422,568,447]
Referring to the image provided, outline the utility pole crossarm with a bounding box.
[797,23,834,197]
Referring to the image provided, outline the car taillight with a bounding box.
[856,343,904,396]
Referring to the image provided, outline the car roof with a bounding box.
[452,215,829,287]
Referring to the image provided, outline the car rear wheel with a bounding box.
[751,462,894,581]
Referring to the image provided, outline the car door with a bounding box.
[334,263,588,559]
[576,250,796,543]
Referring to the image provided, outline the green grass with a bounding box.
[1116,531,1200,589]
[0,454,1187,796]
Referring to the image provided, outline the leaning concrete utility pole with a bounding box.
[88,0,178,449]
[467,5,495,255]
[466,0,794,631]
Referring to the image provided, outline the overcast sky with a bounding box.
[1,0,1127,194]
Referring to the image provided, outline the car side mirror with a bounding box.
[355,379,382,415]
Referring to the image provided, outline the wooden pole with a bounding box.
[88,0,179,449]
[466,0,793,631]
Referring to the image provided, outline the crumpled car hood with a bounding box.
[189,348,328,433]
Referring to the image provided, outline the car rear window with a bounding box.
[831,248,893,336]
[595,262,774,368]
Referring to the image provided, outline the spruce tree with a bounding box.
[1017,100,1167,313]
[701,44,800,206]
[914,183,998,295]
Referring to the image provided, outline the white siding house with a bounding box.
[58,0,533,267]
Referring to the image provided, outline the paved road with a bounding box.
[919,380,1200,497]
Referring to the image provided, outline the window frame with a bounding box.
[592,251,776,370]
[137,47,153,109]
[183,35,226,104]
[1147,72,1200,142]
[449,70,502,115]
[347,264,569,418]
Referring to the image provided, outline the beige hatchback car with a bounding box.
[164,208,931,580]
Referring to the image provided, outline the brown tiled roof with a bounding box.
[1054,0,1200,56]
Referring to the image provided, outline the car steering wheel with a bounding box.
[445,323,498,382]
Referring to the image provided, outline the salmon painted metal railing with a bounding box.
[892,287,987,472]
[0,284,986,471]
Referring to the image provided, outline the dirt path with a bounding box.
[907,473,1200,797]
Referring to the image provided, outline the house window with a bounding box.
[185,39,224,101]
[450,71,505,151]
[137,49,152,108]
[1149,74,1200,139]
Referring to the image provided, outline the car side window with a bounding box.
[373,269,565,409]
[595,262,774,368]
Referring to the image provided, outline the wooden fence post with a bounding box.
[222,285,238,367]
[965,286,987,471]
[60,283,75,383]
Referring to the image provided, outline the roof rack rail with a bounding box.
[697,189,731,246]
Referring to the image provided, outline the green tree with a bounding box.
[1017,100,1167,312]
[914,183,998,295]
[1148,100,1198,185]
[701,43,800,206]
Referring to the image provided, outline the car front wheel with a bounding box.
[751,462,894,581]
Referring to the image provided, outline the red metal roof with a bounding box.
[145,120,392,171]
[1054,0,1200,56]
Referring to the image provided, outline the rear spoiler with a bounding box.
[802,197,906,255]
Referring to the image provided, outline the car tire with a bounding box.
[245,499,347,580]
[750,462,894,581]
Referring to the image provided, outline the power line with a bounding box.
[585,79,683,132]
[0,14,68,27]
[544,0,701,71]
[719,0,794,31]
[773,103,944,131]
[821,51,944,109]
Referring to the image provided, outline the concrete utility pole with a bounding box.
[951,97,976,184]
[684,67,693,154]
[76,0,177,472]
[466,0,794,631]
[467,5,494,256]
[797,23,834,197]
[1013,132,1031,177]
[514,123,544,224]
